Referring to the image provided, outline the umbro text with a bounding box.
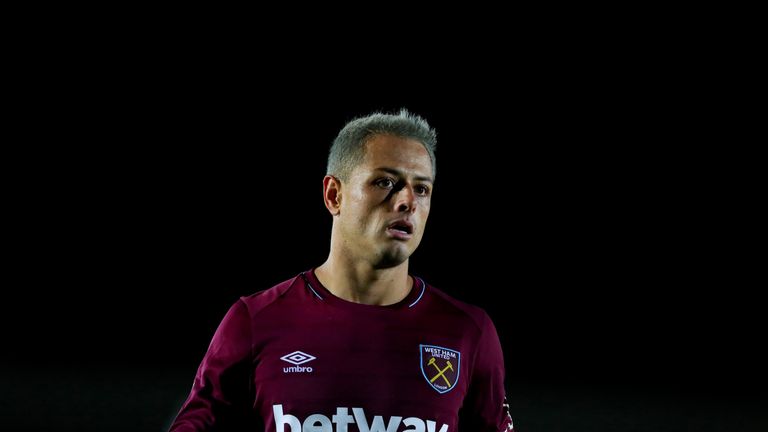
[283,365,313,373]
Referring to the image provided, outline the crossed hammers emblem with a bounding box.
[427,357,454,386]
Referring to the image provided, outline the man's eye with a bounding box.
[415,185,430,196]
[376,178,394,188]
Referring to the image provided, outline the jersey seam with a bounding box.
[466,312,489,388]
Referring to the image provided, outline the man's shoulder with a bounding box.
[423,281,492,331]
[236,273,303,316]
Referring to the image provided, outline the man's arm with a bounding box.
[459,312,514,432]
[169,300,254,432]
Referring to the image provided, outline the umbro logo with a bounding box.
[281,351,316,373]
[281,351,316,365]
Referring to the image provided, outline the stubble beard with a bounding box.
[371,241,415,270]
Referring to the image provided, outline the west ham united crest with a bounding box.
[419,344,461,394]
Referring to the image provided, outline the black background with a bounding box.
[3,43,765,431]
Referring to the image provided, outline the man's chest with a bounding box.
[250,319,472,429]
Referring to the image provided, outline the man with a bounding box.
[170,109,514,431]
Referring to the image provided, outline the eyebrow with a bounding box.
[374,167,433,183]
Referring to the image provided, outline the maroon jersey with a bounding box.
[170,270,514,432]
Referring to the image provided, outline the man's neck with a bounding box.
[314,258,412,306]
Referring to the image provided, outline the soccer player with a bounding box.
[169,109,514,431]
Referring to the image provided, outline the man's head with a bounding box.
[327,109,437,182]
[323,109,437,269]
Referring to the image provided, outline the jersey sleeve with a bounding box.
[459,312,514,432]
[169,299,255,431]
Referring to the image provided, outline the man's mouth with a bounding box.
[386,220,413,239]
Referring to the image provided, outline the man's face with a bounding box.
[337,134,433,269]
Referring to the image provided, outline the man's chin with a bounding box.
[373,248,411,269]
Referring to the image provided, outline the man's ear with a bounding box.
[323,175,342,216]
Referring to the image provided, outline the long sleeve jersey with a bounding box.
[170,269,514,432]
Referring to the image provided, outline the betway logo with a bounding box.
[274,404,448,432]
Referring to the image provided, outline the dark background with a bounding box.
[3,50,765,431]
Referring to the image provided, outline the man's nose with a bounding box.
[395,187,416,213]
